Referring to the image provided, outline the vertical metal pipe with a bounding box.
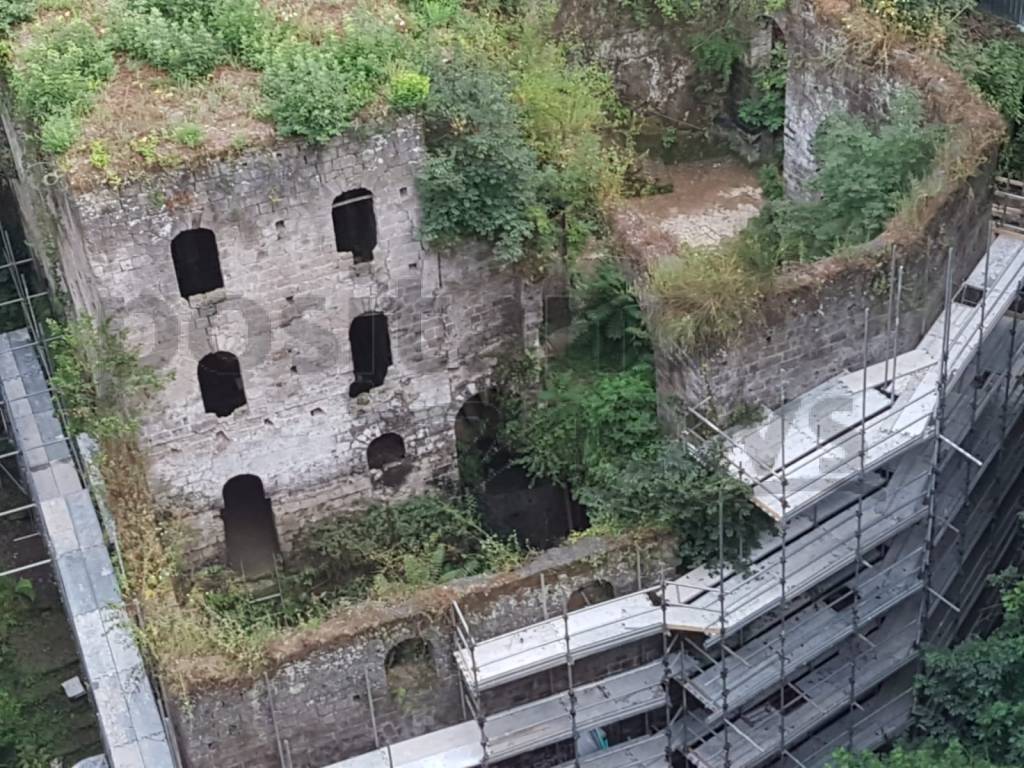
[563,607,580,768]
[365,668,381,749]
[848,308,870,749]
[891,266,905,397]
[917,247,956,653]
[718,487,731,768]
[777,378,789,763]
[661,577,674,764]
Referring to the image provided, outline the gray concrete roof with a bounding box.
[0,329,175,768]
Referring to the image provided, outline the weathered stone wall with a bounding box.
[644,0,1003,416]
[555,0,702,124]
[0,113,543,565]
[0,94,105,317]
[171,535,677,768]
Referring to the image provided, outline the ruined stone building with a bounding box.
[3,113,541,574]
[0,0,1021,766]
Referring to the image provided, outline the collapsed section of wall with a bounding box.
[644,0,1003,416]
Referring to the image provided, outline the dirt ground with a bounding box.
[624,157,763,249]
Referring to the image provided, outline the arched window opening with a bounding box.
[171,228,224,299]
[198,352,247,417]
[349,312,392,397]
[332,189,377,264]
[222,475,280,579]
[566,580,615,611]
[367,433,406,470]
[384,638,437,696]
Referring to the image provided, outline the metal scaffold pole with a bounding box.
[777,378,789,764]
[563,606,581,768]
[917,247,956,652]
[848,308,871,750]
[717,486,731,768]
[661,576,673,766]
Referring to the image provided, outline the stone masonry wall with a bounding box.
[171,535,678,768]
[1,114,543,565]
[554,0,702,125]
[644,0,1003,417]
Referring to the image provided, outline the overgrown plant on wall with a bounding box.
[0,0,631,268]
[649,93,942,353]
[739,43,788,132]
[945,26,1024,178]
[505,260,767,566]
[43,316,534,687]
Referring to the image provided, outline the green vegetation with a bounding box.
[298,494,523,601]
[829,742,1008,768]
[0,576,98,766]
[914,570,1024,765]
[946,32,1024,177]
[417,11,628,265]
[569,255,650,370]
[504,260,768,566]
[46,317,166,440]
[739,44,787,132]
[864,0,973,43]
[8,19,115,155]
[0,0,629,267]
[0,0,33,35]
[650,94,942,353]
[171,122,204,148]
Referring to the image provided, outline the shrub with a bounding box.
[649,242,764,354]
[305,494,521,595]
[828,742,1007,768]
[741,93,942,267]
[569,255,650,370]
[739,44,787,132]
[9,19,114,149]
[418,56,548,264]
[0,0,33,35]
[39,110,78,154]
[206,0,278,68]
[505,364,660,489]
[111,9,226,82]
[171,122,204,147]
[513,34,628,253]
[261,39,379,143]
[948,38,1024,125]
[689,28,746,86]
[578,441,768,567]
[388,70,431,112]
[865,0,972,42]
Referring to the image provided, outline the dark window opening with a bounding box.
[222,475,280,578]
[332,189,377,264]
[954,284,985,307]
[567,580,615,611]
[198,352,247,417]
[349,312,392,397]
[367,433,406,470]
[171,228,224,298]
[385,638,437,695]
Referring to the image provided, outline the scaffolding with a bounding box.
[330,230,1024,768]
[0,228,179,768]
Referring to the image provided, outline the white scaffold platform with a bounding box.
[330,234,1024,768]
